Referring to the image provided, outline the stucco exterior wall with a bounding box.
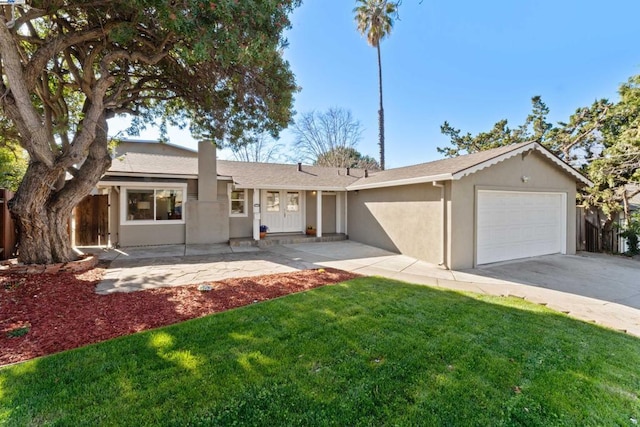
[305,192,315,229]
[347,183,444,264]
[119,224,186,246]
[306,192,338,233]
[322,194,337,233]
[449,151,577,270]
[185,197,229,244]
[229,189,254,238]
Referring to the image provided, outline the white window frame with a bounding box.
[119,182,187,225]
[228,184,248,217]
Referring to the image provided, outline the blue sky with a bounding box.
[109,0,640,168]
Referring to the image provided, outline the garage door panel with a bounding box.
[477,191,565,265]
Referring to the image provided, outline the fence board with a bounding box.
[0,189,16,260]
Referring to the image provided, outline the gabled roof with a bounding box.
[218,161,364,191]
[114,139,198,158]
[347,141,592,190]
[105,152,364,190]
[104,141,592,191]
[108,152,199,179]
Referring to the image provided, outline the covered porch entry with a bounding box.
[250,189,347,240]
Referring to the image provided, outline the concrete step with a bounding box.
[230,233,347,247]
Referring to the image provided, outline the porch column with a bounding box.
[336,192,343,234]
[344,192,348,235]
[253,188,260,240]
[316,190,322,237]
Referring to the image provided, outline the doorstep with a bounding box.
[230,233,347,247]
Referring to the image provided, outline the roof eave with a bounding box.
[103,172,198,180]
[233,183,348,191]
[450,142,593,186]
[346,173,454,191]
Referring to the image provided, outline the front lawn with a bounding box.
[1,277,639,425]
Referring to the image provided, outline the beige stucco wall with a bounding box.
[119,224,186,246]
[306,192,338,233]
[185,141,230,243]
[347,183,444,264]
[322,195,337,233]
[185,197,229,244]
[229,189,254,238]
[448,151,577,270]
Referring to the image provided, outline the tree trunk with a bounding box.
[8,117,112,264]
[377,44,385,171]
[9,162,69,263]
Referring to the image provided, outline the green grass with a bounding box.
[1,277,639,426]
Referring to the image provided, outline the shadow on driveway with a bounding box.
[461,252,640,310]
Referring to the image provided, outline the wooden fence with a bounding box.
[0,189,16,260]
[576,206,623,253]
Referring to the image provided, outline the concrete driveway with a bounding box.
[89,242,640,337]
[462,253,640,310]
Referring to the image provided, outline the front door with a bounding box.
[261,190,303,233]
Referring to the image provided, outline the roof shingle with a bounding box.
[105,141,590,190]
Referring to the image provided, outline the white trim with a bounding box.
[119,183,187,226]
[336,192,342,234]
[346,143,592,191]
[346,174,453,191]
[252,188,260,240]
[452,143,592,186]
[316,190,322,237]
[234,184,346,192]
[344,192,348,235]
[103,172,198,180]
[227,184,248,217]
[100,180,187,188]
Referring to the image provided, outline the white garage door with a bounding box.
[476,191,566,265]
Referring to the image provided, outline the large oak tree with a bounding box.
[0,0,299,264]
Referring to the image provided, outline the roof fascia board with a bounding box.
[104,172,198,179]
[451,143,593,186]
[346,173,453,191]
[233,184,347,191]
[98,180,189,188]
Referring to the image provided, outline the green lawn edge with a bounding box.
[1,277,639,426]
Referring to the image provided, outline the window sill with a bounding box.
[122,220,186,226]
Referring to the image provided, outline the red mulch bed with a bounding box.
[0,267,360,366]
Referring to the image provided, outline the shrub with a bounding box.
[619,212,640,255]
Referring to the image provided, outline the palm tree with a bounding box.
[354,0,398,170]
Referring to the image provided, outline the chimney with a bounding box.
[297,162,302,172]
[346,167,350,176]
[198,140,218,202]
[364,169,368,178]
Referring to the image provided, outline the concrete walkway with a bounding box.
[91,241,640,338]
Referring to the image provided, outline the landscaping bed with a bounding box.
[0,267,359,366]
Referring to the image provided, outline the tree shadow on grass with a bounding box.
[1,277,640,425]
